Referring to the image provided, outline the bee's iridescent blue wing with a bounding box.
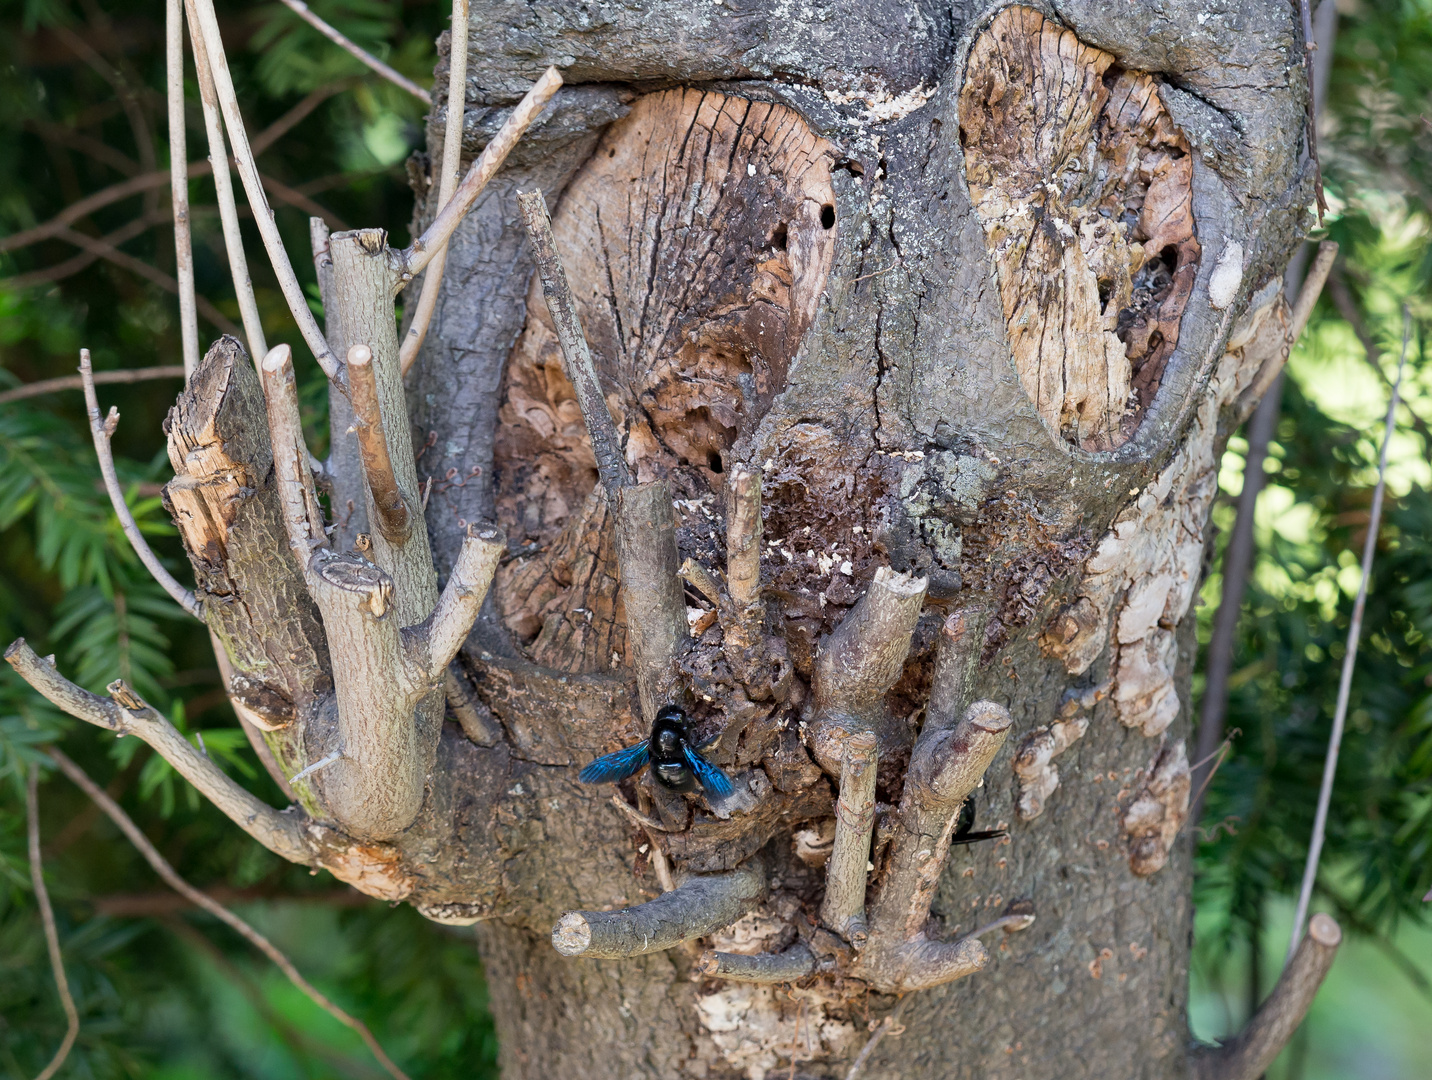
[681,745,735,799]
[578,741,650,784]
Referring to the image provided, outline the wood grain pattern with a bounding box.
[494,88,836,665]
[960,6,1200,451]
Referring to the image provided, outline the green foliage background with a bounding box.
[0,1,1428,1077]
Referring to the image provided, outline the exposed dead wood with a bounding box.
[163,337,331,764]
[615,479,691,721]
[961,6,1201,450]
[493,87,835,570]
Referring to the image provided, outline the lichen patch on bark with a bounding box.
[959,6,1201,451]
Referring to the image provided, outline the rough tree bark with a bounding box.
[8,2,1335,1078]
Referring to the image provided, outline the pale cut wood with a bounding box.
[493,90,836,667]
[960,7,1200,451]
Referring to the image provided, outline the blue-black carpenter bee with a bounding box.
[579,705,735,800]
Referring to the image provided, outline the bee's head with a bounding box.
[655,704,687,728]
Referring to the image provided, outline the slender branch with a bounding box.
[4,641,313,865]
[188,0,339,381]
[516,186,627,494]
[80,350,202,618]
[252,81,358,156]
[922,605,989,737]
[616,480,692,721]
[551,858,765,958]
[956,909,1037,944]
[1288,309,1408,958]
[397,0,468,374]
[1326,267,1432,449]
[185,10,267,360]
[27,765,80,1080]
[1236,240,1337,420]
[0,210,166,290]
[0,365,184,407]
[277,0,430,105]
[1,87,350,256]
[1298,0,1327,220]
[808,567,928,774]
[46,748,412,1080]
[0,172,171,253]
[31,227,242,339]
[347,343,411,541]
[1192,381,1280,823]
[406,68,563,279]
[259,345,328,565]
[1191,914,1342,1080]
[166,0,199,376]
[821,730,877,944]
[696,942,818,983]
[426,524,506,676]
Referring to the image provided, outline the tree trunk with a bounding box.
[389,2,1310,1076]
[17,2,1319,1078]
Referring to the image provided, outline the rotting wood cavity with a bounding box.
[959,6,1200,452]
[493,88,837,669]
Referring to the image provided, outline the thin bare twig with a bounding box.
[1,86,351,256]
[188,0,339,380]
[278,0,431,105]
[821,731,877,944]
[13,226,242,339]
[167,0,199,377]
[406,67,563,279]
[186,1,267,360]
[27,764,80,1080]
[1287,308,1409,960]
[845,997,909,1080]
[79,350,202,618]
[0,365,185,407]
[396,0,468,373]
[1195,241,1339,819]
[46,748,412,1080]
[6,641,313,863]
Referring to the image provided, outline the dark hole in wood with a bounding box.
[820,205,836,229]
[708,451,724,473]
[771,224,788,251]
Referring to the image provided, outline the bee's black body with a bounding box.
[578,704,734,801]
[649,709,699,791]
